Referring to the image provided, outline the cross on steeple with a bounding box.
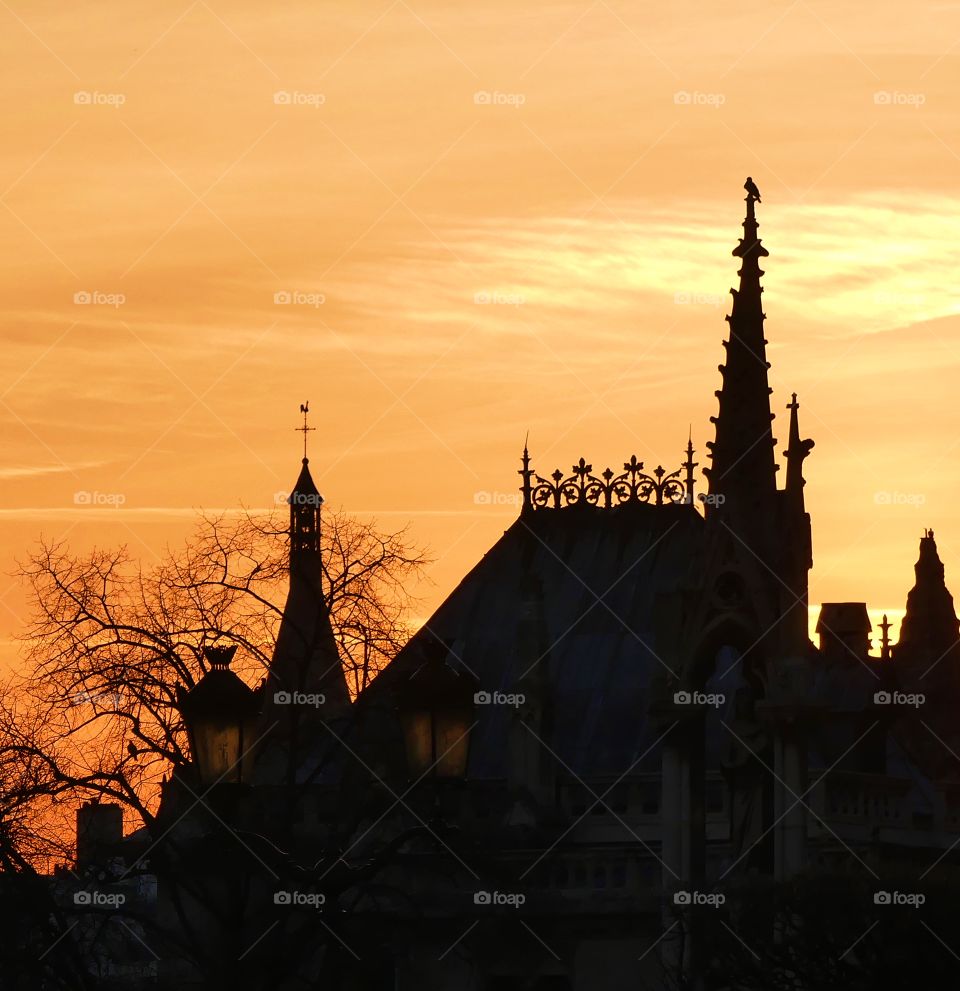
[296,401,316,459]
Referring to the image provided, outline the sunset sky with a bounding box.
[2,0,960,667]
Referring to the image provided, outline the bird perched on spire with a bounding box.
[744,176,761,203]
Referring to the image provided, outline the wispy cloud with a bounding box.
[0,461,106,480]
[346,191,960,341]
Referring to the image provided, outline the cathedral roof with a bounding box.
[359,498,705,777]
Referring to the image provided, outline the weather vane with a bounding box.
[296,401,315,459]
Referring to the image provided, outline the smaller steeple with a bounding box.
[783,393,814,498]
[894,530,960,664]
[255,405,349,785]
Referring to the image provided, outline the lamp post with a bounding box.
[177,644,262,787]
[397,639,477,781]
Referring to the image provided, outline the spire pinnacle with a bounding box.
[784,392,814,496]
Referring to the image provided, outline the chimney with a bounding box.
[76,799,123,868]
[816,602,872,663]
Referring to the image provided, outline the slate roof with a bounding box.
[358,502,705,778]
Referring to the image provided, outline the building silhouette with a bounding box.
[81,184,960,989]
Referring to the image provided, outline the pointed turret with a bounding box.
[257,425,350,784]
[891,531,960,781]
[783,393,814,501]
[894,530,960,664]
[704,184,779,525]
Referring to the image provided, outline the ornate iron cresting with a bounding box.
[520,439,698,510]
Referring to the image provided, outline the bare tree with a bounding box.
[4,507,429,861]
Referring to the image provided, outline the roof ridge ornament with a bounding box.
[520,446,696,510]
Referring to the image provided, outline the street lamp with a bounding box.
[177,644,262,786]
[397,640,477,780]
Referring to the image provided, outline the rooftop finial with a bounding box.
[296,401,316,461]
[519,433,533,512]
[682,428,697,507]
[879,613,892,660]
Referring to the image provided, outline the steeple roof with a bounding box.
[291,457,321,500]
[255,447,349,785]
[704,183,779,516]
[895,530,960,662]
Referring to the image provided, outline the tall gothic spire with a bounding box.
[704,183,779,517]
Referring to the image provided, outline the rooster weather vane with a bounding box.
[296,401,315,459]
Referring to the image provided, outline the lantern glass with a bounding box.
[400,708,433,778]
[190,719,242,784]
[179,645,261,786]
[397,641,477,781]
[433,708,472,778]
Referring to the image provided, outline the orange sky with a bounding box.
[2,1,960,667]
